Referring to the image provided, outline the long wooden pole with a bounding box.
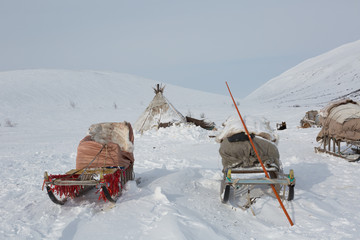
[225,82,294,226]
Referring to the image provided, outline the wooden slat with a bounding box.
[229,178,289,185]
[230,167,278,174]
[51,179,99,186]
[66,168,118,175]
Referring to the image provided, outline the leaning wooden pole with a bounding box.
[225,82,294,226]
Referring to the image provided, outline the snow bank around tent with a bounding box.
[215,115,279,144]
[138,123,213,144]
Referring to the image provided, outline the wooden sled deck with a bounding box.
[220,166,295,207]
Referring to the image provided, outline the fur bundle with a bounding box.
[88,122,134,153]
[216,116,279,145]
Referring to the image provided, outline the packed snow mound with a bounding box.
[139,123,214,143]
[245,39,360,106]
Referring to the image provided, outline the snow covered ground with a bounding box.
[1,40,360,239]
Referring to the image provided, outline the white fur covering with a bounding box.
[88,122,134,152]
[216,116,279,145]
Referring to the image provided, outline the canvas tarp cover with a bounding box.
[219,136,280,170]
[316,99,360,142]
[134,92,186,132]
[76,122,135,169]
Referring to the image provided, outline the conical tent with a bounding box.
[134,84,186,133]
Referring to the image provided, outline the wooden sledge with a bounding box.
[220,167,295,206]
[43,121,135,205]
[314,136,360,162]
[43,165,134,205]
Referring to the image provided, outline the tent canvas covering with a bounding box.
[134,85,186,133]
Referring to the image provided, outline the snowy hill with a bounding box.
[1,39,360,240]
[0,69,229,112]
[0,69,230,132]
[245,40,360,107]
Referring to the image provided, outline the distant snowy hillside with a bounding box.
[245,40,360,107]
[0,69,230,130]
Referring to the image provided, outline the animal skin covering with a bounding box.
[219,135,280,170]
[76,122,135,169]
[316,99,360,142]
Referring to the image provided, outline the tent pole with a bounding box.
[225,81,294,226]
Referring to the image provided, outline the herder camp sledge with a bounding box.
[315,99,360,162]
[218,132,295,207]
[42,122,135,205]
[222,82,295,226]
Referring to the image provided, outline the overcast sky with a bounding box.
[1,1,360,97]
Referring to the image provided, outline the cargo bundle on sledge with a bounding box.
[315,99,360,161]
[43,122,135,205]
[300,110,321,128]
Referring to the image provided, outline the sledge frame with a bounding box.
[43,165,134,205]
[315,136,360,162]
[220,167,295,205]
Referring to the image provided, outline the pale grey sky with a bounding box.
[1,0,360,97]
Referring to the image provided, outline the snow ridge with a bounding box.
[245,40,360,107]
